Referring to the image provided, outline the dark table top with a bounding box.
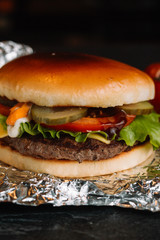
[0,202,160,240]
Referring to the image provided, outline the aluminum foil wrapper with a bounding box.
[0,41,159,212]
[0,41,33,67]
[0,151,159,211]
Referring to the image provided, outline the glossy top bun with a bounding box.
[0,53,154,108]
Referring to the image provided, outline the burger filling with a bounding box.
[0,97,160,162]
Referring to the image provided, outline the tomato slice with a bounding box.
[145,63,160,80]
[124,114,136,127]
[145,62,160,113]
[0,103,10,116]
[42,112,136,132]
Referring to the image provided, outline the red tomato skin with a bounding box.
[150,82,160,113]
[0,103,10,116]
[42,114,135,133]
[145,63,160,113]
[42,117,111,132]
[145,63,160,79]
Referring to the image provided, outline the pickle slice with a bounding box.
[31,105,88,125]
[118,101,154,115]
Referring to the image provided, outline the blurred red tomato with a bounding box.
[145,63,160,79]
[145,63,160,113]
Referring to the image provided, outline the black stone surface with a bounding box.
[0,203,160,240]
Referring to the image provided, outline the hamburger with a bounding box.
[0,52,159,178]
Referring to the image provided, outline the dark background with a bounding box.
[0,1,160,239]
[0,0,160,69]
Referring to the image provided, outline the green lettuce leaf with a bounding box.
[19,122,109,143]
[119,112,160,149]
[2,112,160,148]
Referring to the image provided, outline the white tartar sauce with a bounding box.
[7,117,29,138]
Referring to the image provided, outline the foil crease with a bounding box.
[0,41,33,67]
[0,41,159,212]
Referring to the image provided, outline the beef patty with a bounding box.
[1,135,131,163]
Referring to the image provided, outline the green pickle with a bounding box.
[118,101,154,115]
[31,105,88,125]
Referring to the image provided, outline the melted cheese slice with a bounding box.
[88,133,110,144]
[0,123,8,138]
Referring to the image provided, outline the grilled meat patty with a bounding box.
[1,135,131,163]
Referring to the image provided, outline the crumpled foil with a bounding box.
[0,41,159,212]
[0,40,33,67]
[0,152,159,211]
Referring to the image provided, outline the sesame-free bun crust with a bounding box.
[0,53,154,108]
[0,142,153,178]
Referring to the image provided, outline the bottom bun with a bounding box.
[0,141,153,178]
